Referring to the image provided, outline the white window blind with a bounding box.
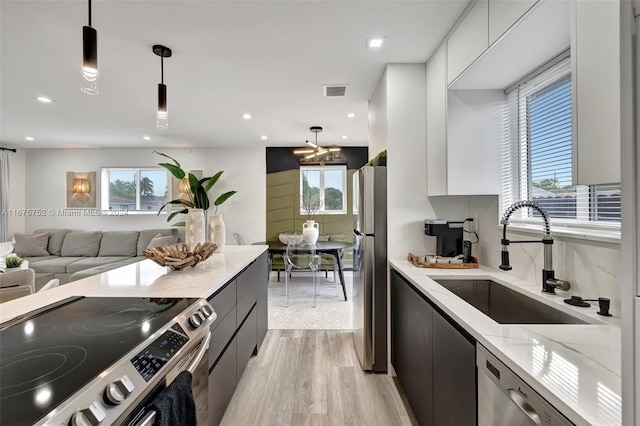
[501,57,620,229]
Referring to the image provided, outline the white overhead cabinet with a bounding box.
[447,0,488,86]
[488,0,538,45]
[570,0,620,186]
[426,44,448,196]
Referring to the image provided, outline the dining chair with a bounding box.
[0,268,35,303]
[283,240,320,308]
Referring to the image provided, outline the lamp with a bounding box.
[71,178,91,194]
[153,45,172,130]
[81,0,98,95]
[294,126,342,161]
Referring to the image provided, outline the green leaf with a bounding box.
[214,190,237,206]
[172,221,186,227]
[167,209,188,222]
[158,163,185,180]
[154,151,181,168]
[204,171,223,192]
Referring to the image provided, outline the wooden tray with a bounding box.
[408,252,479,269]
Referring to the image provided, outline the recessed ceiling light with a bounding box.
[346,113,356,118]
[143,136,151,141]
[367,37,385,49]
[242,113,252,120]
[341,135,348,140]
[36,96,54,104]
[261,135,268,140]
[25,136,35,141]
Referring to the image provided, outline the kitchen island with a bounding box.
[390,260,621,426]
[0,245,268,322]
[0,245,269,426]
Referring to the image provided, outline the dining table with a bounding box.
[255,240,352,301]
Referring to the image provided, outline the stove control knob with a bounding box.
[70,401,106,426]
[104,375,135,405]
[189,312,205,329]
[200,303,214,318]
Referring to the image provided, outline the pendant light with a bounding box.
[153,45,172,130]
[81,0,98,95]
[293,126,342,160]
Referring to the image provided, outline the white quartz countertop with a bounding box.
[389,260,621,426]
[0,245,268,323]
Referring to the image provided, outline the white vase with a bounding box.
[209,214,225,252]
[302,220,319,244]
[186,208,206,247]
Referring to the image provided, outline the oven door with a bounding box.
[123,332,211,426]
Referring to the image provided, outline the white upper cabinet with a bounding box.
[447,0,489,85]
[488,0,538,45]
[571,0,620,185]
[426,44,448,196]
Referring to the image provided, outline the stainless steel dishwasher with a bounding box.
[477,344,573,426]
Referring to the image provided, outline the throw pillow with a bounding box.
[14,233,50,257]
[0,242,14,257]
[60,231,103,257]
[147,233,178,249]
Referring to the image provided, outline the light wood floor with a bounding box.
[220,330,416,426]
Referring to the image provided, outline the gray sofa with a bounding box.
[14,228,179,284]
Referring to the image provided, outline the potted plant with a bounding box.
[300,190,321,244]
[366,149,387,166]
[154,151,237,226]
[5,256,24,269]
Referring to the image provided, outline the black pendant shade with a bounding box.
[153,45,172,130]
[81,0,98,95]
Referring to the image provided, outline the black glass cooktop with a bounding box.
[0,296,196,426]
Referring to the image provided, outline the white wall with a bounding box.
[7,146,26,236]
[23,148,266,244]
[368,70,388,161]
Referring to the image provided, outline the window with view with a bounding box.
[101,168,169,212]
[502,56,620,229]
[300,165,347,215]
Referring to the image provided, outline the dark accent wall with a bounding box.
[266,147,369,173]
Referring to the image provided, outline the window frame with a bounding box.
[100,167,170,214]
[299,165,348,215]
[502,57,621,241]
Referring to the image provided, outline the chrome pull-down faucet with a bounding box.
[499,200,571,294]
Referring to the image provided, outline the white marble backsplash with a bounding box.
[468,195,621,315]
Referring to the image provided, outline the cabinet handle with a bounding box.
[508,388,541,425]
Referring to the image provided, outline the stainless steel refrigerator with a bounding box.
[352,165,387,372]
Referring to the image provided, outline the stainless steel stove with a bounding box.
[0,296,216,425]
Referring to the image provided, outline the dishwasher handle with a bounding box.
[508,388,542,425]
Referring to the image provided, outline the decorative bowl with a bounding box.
[143,242,217,270]
[279,233,304,245]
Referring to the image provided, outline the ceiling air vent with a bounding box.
[323,85,347,97]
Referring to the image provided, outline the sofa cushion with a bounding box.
[316,235,330,242]
[68,257,143,282]
[66,257,135,274]
[29,257,85,274]
[98,232,139,257]
[33,229,73,255]
[137,229,179,256]
[14,233,50,257]
[329,234,346,242]
[23,255,58,264]
[61,231,103,257]
[147,233,178,249]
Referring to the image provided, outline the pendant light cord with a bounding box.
[88,0,92,26]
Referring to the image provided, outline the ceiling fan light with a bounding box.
[81,25,99,95]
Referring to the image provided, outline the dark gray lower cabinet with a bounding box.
[391,269,433,425]
[208,340,236,426]
[390,269,476,426]
[206,252,269,426]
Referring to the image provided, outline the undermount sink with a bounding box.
[432,279,590,325]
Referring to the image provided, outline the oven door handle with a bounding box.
[132,332,211,426]
[187,331,211,374]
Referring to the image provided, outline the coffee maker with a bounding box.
[424,219,464,257]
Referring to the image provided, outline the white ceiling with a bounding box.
[0,0,468,149]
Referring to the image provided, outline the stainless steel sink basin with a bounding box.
[432,279,588,324]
